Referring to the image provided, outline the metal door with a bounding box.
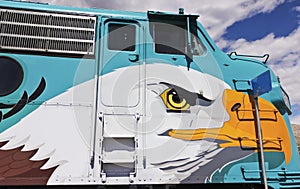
[96,18,143,183]
[99,19,141,108]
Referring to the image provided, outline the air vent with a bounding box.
[0,8,97,55]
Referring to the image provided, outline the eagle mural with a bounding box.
[0,62,291,184]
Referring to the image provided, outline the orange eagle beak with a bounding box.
[165,89,292,163]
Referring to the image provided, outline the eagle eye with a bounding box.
[160,88,190,111]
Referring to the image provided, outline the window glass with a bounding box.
[191,32,206,55]
[108,23,136,51]
[154,23,186,55]
[153,22,206,56]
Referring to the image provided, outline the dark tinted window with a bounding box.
[154,23,186,55]
[108,23,136,51]
[0,57,23,97]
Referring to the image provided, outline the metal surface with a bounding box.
[0,8,96,55]
[252,96,269,189]
[249,70,272,97]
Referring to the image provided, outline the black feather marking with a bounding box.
[3,92,28,119]
[0,103,15,109]
[28,77,46,102]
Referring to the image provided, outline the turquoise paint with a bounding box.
[210,152,300,189]
[0,53,96,132]
[0,0,298,188]
[210,152,285,183]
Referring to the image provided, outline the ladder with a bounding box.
[98,113,140,183]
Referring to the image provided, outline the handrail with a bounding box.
[229,52,270,64]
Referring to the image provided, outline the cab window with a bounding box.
[153,22,206,56]
[108,23,136,51]
[154,23,186,55]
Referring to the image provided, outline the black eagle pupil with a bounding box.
[168,89,183,103]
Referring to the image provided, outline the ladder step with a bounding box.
[103,115,136,137]
[102,163,135,177]
[103,133,135,138]
[102,150,135,163]
[103,137,135,151]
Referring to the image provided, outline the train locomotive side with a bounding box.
[0,1,299,188]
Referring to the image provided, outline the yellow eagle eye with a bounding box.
[160,88,190,111]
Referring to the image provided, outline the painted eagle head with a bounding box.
[141,64,291,180]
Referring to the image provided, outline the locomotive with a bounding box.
[0,1,298,188]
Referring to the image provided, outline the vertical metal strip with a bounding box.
[251,95,268,189]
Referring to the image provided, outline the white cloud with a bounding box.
[291,114,300,125]
[26,0,284,40]
[222,28,300,60]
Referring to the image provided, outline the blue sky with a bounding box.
[29,0,300,124]
[224,0,299,41]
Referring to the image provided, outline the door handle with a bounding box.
[128,54,139,62]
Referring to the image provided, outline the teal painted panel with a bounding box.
[0,53,96,132]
